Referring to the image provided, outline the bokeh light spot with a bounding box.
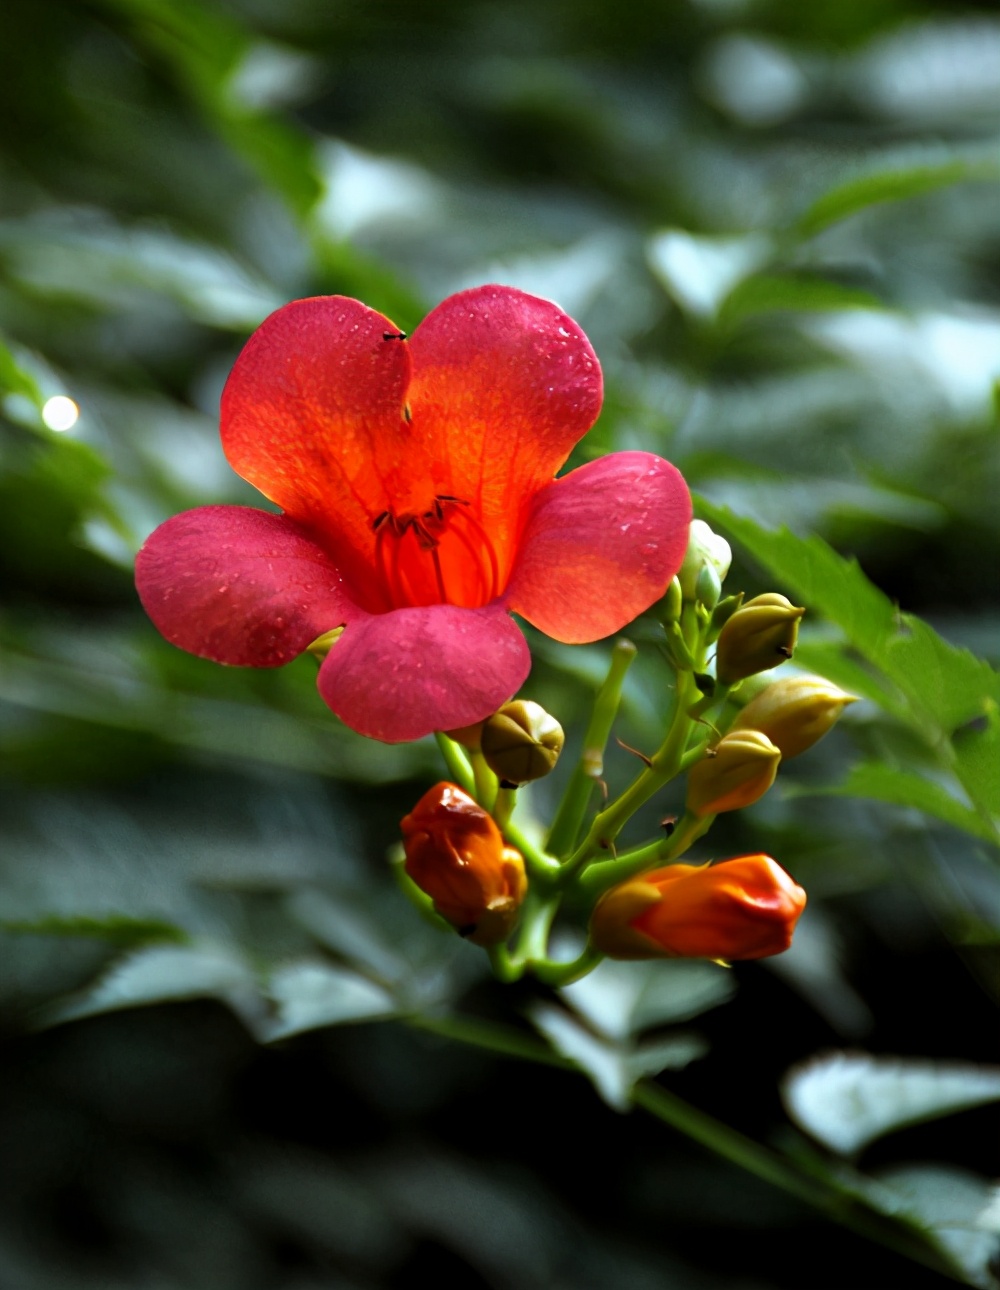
[41,395,79,432]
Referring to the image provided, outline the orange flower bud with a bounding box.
[685,729,781,817]
[400,782,526,946]
[730,675,858,759]
[715,593,805,686]
[591,855,806,961]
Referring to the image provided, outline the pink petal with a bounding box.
[136,506,359,666]
[406,285,603,577]
[317,602,531,743]
[505,452,692,643]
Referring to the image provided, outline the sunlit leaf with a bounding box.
[870,1166,1000,1290]
[260,961,398,1041]
[530,1002,705,1111]
[43,942,262,1027]
[559,958,735,1042]
[783,1052,1000,1155]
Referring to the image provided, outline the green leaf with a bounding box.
[783,1052,1000,1156]
[869,1166,1000,1290]
[559,958,735,1042]
[259,961,398,1041]
[0,337,44,407]
[796,155,999,239]
[529,1002,705,1111]
[43,942,261,1027]
[720,274,883,325]
[813,762,999,845]
[698,500,1000,737]
[953,705,1000,821]
[1,913,187,948]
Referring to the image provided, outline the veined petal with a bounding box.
[220,296,419,604]
[505,452,692,643]
[407,285,603,578]
[317,602,530,743]
[136,506,358,666]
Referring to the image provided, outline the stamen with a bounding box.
[370,497,501,609]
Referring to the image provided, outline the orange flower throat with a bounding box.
[372,495,501,611]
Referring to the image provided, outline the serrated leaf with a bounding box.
[260,961,397,1041]
[870,1166,1000,1290]
[816,762,999,845]
[530,1002,705,1111]
[795,156,998,238]
[698,500,1000,737]
[559,958,735,1042]
[783,1052,1000,1155]
[43,942,261,1027]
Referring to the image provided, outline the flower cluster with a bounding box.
[136,286,854,982]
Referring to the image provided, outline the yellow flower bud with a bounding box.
[480,700,565,786]
[679,520,733,599]
[685,729,781,817]
[714,593,805,685]
[730,675,858,759]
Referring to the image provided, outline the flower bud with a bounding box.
[685,729,781,817]
[679,520,733,599]
[591,855,806,961]
[657,576,683,626]
[714,593,805,685]
[400,782,526,945]
[731,675,858,759]
[480,700,564,785]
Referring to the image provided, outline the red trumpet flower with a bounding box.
[136,286,691,741]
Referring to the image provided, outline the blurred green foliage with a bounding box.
[1,0,998,1286]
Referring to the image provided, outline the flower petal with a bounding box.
[317,602,531,743]
[220,296,420,602]
[505,452,692,643]
[407,285,603,577]
[136,506,359,666]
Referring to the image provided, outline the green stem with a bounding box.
[510,888,560,966]
[493,785,516,830]
[470,750,498,810]
[575,811,713,900]
[532,945,603,986]
[546,638,637,858]
[434,731,475,794]
[564,671,698,874]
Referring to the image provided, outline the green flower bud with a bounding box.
[679,521,732,599]
[696,562,722,610]
[480,700,565,786]
[657,576,683,626]
[714,593,805,686]
[707,592,744,640]
[730,675,858,759]
[686,729,781,817]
